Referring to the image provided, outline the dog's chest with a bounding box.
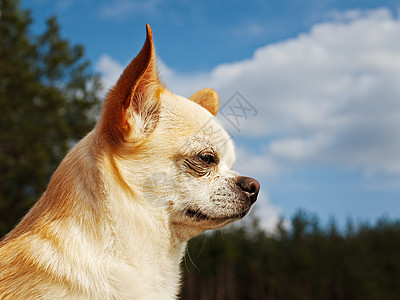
[106,254,183,299]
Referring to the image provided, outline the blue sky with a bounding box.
[23,0,400,231]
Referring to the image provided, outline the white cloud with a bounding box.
[157,59,213,97]
[95,54,124,91]
[96,8,400,175]
[233,191,283,234]
[234,146,281,177]
[253,192,283,233]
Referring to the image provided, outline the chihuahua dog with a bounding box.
[0,25,259,299]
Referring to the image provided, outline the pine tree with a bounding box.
[0,0,102,236]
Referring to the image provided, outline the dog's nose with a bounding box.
[236,176,260,204]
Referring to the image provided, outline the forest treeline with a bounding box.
[0,0,101,235]
[181,211,400,300]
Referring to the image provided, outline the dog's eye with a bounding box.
[198,153,216,165]
[182,151,219,177]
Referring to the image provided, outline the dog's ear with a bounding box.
[100,24,162,143]
[189,88,219,116]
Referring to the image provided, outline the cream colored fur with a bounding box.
[0,25,259,299]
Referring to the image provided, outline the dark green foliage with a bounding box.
[0,0,101,236]
[182,212,400,300]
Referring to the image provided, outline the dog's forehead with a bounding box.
[159,91,236,167]
[219,130,236,168]
[200,117,236,166]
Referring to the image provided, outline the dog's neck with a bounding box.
[5,131,187,298]
[93,134,188,298]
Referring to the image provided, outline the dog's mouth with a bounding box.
[185,208,248,222]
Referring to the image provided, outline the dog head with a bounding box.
[98,25,259,240]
